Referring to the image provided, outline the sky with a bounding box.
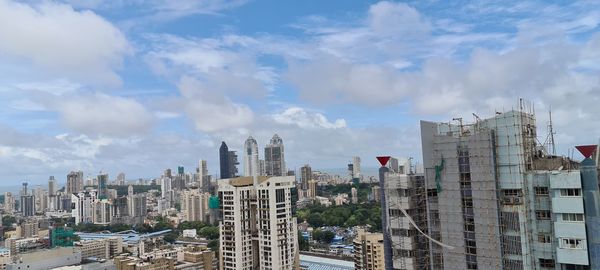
[1,0,600,185]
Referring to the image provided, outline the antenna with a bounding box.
[548,109,556,156]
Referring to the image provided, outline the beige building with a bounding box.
[218,176,299,270]
[115,256,174,270]
[307,180,317,198]
[182,246,217,269]
[75,237,122,260]
[354,229,385,270]
[181,189,210,223]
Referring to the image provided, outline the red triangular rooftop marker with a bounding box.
[376,156,391,167]
[576,145,597,159]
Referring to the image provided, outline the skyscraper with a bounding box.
[67,171,84,194]
[197,159,210,191]
[48,176,56,196]
[116,173,126,186]
[219,141,239,179]
[97,174,109,200]
[265,134,286,176]
[218,176,299,269]
[20,183,35,217]
[352,156,361,179]
[243,136,259,177]
[4,192,15,214]
[300,164,312,190]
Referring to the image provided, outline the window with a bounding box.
[539,258,555,268]
[560,238,585,249]
[534,187,549,196]
[503,189,522,197]
[562,213,584,222]
[538,233,551,243]
[536,210,551,220]
[560,189,581,197]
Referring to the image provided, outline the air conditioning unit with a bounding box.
[512,197,523,204]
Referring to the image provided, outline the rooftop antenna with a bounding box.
[548,109,556,156]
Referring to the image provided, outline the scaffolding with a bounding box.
[378,99,591,270]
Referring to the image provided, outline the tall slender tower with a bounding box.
[265,134,286,176]
[300,164,312,190]
[244,136,259,177]
[97,173,109,200]
[220,142,230,179]
[48,176,56,196]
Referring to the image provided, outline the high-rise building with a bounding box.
[397,109,593,270]
[300,164,312,190]
[127,193,147,225]
[351,187,358,204]
[20,182,28,196]
[259,159,266,176]
[243,136,259,177]
[97,173,109,200]
[197,160,210,191]
[66,171,84,194]
[354,229,385,270]
[72,191,96,225]
[219,141,239,179]
[218,176,299,269]
[265,134,286,176]
[352,156,361,179]
[20,194,35,217]
[4,192,15,214]
[181,188,209,223]
[117,173,126,186]
[307,180,317,198]
[48,176,56,196]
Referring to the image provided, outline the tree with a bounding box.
[2,216,16,228]
[298,234,309,251]
[199,226,219,240]
[313,229,335,244]
[307,213,324,227]
[207,239,219,251]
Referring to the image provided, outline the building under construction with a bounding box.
[381,104,598,269]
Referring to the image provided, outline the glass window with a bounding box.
[560,189,581,197]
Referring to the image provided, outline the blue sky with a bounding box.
[0,0,600,185]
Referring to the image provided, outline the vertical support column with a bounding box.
[377,156,393,270]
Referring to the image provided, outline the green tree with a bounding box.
[199,226,219,240]
[307,213,324,227]
[313,229,335,244]
[2,216,16,228]
[207,239,219,251]
[298,234,309,251]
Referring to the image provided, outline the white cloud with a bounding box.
[367,1,431,37]
[54,93,154,137]
[0,0,130,85]
[177,76,254,133]
[272,107,346,129]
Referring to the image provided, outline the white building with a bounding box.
[72,191,97,225]
[352,156,361,179]
[218,176,299,270]
[243,136,260,177]
[183,229,197,238]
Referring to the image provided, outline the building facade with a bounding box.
[218,176,299,270]
[414,109,590,269]
[264,134,286,176]
[243,136,259,177]
[354,229,385,270]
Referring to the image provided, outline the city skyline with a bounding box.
[1,1,599,183]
